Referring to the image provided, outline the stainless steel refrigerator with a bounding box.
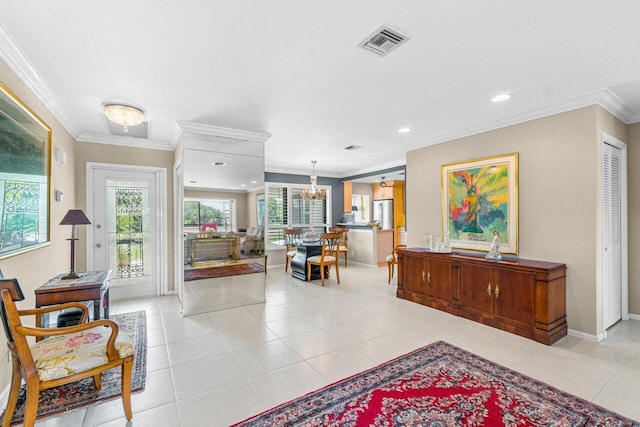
[373,199,394,230]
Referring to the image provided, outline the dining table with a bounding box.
[290,240,326,281]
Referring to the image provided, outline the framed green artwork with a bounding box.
[441,153,518,254]
[0,82,52,258]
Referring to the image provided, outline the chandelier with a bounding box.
[302,160,326,200]
[104,104,145,132]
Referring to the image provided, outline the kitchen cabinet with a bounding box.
[373,182,394,200]
[397,249,567,345]
[343,181,352,213]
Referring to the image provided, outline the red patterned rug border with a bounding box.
[232,340,639,426]
[184,263,265,281]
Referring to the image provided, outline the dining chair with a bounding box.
[386,244,407,283]
[328,226,349,267]
[306,232,341,286]
[0,278,134,427]
[284,228,303,272]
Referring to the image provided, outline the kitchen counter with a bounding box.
[338,225,393,267]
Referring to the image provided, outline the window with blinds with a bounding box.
[266,183,331,244]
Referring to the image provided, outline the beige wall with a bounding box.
[628,122,640,315]
[0,59,78,388]
[74,142,175,291]
[406,105,630,337]
[184,189,249,230]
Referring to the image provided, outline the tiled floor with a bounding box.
[34,264,640,426]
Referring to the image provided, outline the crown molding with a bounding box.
[342,159,406,179]
[178,121,271,142]
[76,133,174,151]
[403,89,638,153]
[0,23,80,138]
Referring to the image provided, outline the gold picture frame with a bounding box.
[441,153,518,254]
[0,82,52,258]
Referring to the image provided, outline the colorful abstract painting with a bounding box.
[441,153,518,253]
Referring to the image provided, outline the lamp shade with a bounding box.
[60,209,91,225]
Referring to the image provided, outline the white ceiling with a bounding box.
[1,1,640,180]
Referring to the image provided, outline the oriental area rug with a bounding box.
[184,263,265,281]
[0,311,147,426]
[233,341,639,427]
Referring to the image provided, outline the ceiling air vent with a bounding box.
[358,25,410,57]
[344,145,362,151]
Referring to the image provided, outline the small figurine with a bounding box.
[485,230,502,260]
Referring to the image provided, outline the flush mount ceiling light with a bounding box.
[398,127,411,133]
[491,93,512,103]
[104,104,145,132]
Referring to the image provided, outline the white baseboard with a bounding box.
[629,313,640,321]
[567,328,600,342]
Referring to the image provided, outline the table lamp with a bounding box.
[60,209,91,280]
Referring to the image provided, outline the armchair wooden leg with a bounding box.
[320,264,325,287]
[2,356,22,427]
[387,263,392,283]
[23,377,40,427]
[285,255,289,272]
[335,263,340,285]
[306,263,311,282]
[94,373,102,389]
[121,355,134,421]
[344,252,347,268]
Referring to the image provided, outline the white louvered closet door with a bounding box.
[603,142,622,330]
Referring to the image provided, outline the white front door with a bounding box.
[87,164,166,300]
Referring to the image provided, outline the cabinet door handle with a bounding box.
[495,284,500,299]
[487,283,492,296]
[422,271,426,281]
[427,272,431,283]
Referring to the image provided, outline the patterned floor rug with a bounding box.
[232,341,639,426]
[184,263,265,281]
[1,310,147,426]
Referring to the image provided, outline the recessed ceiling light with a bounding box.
[241,184,246,187]
[251,180,257,184]
[398,127,411,133]
[212,162,226,166]
[491,93,512,103]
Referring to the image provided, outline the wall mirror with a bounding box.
[0,82,51,258]
[179,128,268,316]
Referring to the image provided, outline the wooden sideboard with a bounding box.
[397,248,567,345]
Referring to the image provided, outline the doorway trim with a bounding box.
[599,133,629,340]
[173,158,184,307]
[86,162,168,296]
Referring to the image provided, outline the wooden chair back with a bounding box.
[328,227,349,267]
[328,227,348,248]
[284,228,303,251]
[320,232,341,260]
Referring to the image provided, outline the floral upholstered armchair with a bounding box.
[0,277,134,426]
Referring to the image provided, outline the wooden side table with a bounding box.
[35,270,111,328]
